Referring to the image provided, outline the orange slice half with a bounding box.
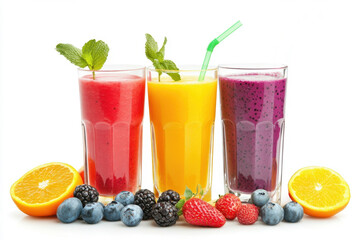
[10,162,83,216]
[288,166,350,218]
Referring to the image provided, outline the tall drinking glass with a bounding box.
[78,65,145,201]
[147,66,217,201]
[219,64,287,203]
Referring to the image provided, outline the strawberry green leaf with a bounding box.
[177,209,183,216]
[184,186,193,200]
[176,199,185,210]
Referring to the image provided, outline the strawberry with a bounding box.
[237,203,259,225]
[182,198,226,227]
[176,185,226,228]
[215,193,242,220]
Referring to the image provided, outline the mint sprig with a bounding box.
[145,34,180,81]
[56,39,109,79]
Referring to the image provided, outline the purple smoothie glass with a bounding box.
[219,64,288,203]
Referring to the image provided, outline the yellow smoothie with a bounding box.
[148,75,217,201]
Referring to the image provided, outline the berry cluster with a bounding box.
[212,189,303,226]
[233,189,304,226]
[57,185,143,226]
[57,185,182,227]
[133,189,181,227]
[56,184,304,228]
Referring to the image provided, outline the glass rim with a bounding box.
[78,64,145,72]
[147,65,218,73]
[219,63,288,70]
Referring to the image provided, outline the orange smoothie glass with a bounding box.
[147,66,217,201]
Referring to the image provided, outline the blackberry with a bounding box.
[134,189,156,220]
[152,202,178,227]
[73,184,99,206]
[157,190,180,206]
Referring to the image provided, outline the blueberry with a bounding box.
[98,202,105,211]
[104,201,124,221]
[56,198,83,223]
[120,204,143,227]
[251,189,270,207]
[283,201,304,223]
[79,202,103,220]
[81,202,104,224]
[260,202,284,225]
[115,191,134,206]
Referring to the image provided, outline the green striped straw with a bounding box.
[198,20,243,81]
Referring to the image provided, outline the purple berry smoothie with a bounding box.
[220,73,286,194]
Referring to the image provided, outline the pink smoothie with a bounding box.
[79,73,145,196]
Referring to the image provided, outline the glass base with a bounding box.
[225,184,282,204]
[97,183,141,206]
[98,196,115,206]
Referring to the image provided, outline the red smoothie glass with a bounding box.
[78,65,145,200]
[219,64,287,203]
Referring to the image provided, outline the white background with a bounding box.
[0,0,359,239]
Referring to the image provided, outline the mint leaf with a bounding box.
[156,37,167,62]
[145,33,158,61]
[161,60,181,81]
[56,43,87,68]
[153,59,163,77]
[91,40,109,70]
[145,34,180,81]
[56,39,109,80]
[82,39,109,70]
[81,39,96,68]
